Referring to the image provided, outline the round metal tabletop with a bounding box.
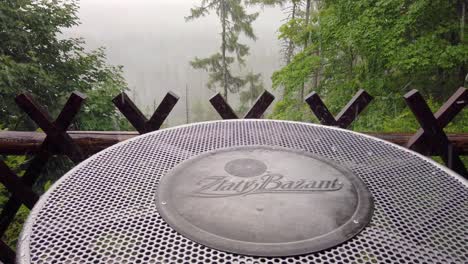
[18,120,467,264]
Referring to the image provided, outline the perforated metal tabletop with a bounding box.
[18,120,467,263]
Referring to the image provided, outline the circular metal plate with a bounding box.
[157,146,373,256]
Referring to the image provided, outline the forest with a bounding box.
[0,0,467,252]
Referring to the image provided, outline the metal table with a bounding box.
[18,120,467,263]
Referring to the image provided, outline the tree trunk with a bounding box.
[285,1,297,65]
[300,0,312,103]
[460,0,465,42]
[283,1,298,98]
[313,0,321,89]
[304,0,312,47]
[221,0,228,102]
[457,0,467,86]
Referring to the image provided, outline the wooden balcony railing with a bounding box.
[0,87,466,263]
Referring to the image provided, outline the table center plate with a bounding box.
[157,146,373,256]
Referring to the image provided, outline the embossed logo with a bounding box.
[192,158,343,197]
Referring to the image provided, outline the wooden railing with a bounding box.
[1,131,467,157]
[0,87,467,263]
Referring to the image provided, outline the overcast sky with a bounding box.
[62,0,283,125]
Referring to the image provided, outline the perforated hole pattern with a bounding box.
[19,120,467,264]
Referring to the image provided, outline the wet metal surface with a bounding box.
[18,120,468,263]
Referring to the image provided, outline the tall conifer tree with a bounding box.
[186,0,263,102]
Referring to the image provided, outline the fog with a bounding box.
[62,0,283,125]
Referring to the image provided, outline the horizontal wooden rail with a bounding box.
[1,131,467,156]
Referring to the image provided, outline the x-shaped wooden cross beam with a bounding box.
[0,240,15,264]
[113,92,179,134]
[305,89,373,128]
[209,90,275,119]
[15,92,86,162]
[0,92,86,242]
[404,88,467,177]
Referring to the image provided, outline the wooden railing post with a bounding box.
[406,87,467,155]
[305,89,373,128]
[112,92,179,134]
[0,240,15,264]
[404,89,467,177]
[209,90,275,119]
[0,92,86,263]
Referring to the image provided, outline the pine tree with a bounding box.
[238,72,264,114]
[186,0,263,102]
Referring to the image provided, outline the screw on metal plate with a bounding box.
[161,201,167,205]
[353,220,359,224]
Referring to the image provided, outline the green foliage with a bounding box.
[0,0,128,130]
[187,0,264,101]
[190,53,244,93]
[268,0,467,133]
[0,0,130,251]
[246,0,287,6]
[270,97,315,121]
[272,45,320,94]
[0,155,28,249]
[238,72,264,114]
[3,205,29,249]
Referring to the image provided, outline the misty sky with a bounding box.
[62,0,283,125]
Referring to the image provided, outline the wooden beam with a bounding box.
[0,160,39,209]
[305,91,338,126]
[210,90,275,119]
[147,92,180,132]
[335,89,373,128]
[305,89,373,128]
[0,92,86,237]
[209,93,239,119]
[404,89,466,176]
[406,87,467,154]
[0,240,15,264]
[15,92,86,163]
[244,91,275,119]
[1,131,467,156]
[112,93,148,134]
[113,92,179,134]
